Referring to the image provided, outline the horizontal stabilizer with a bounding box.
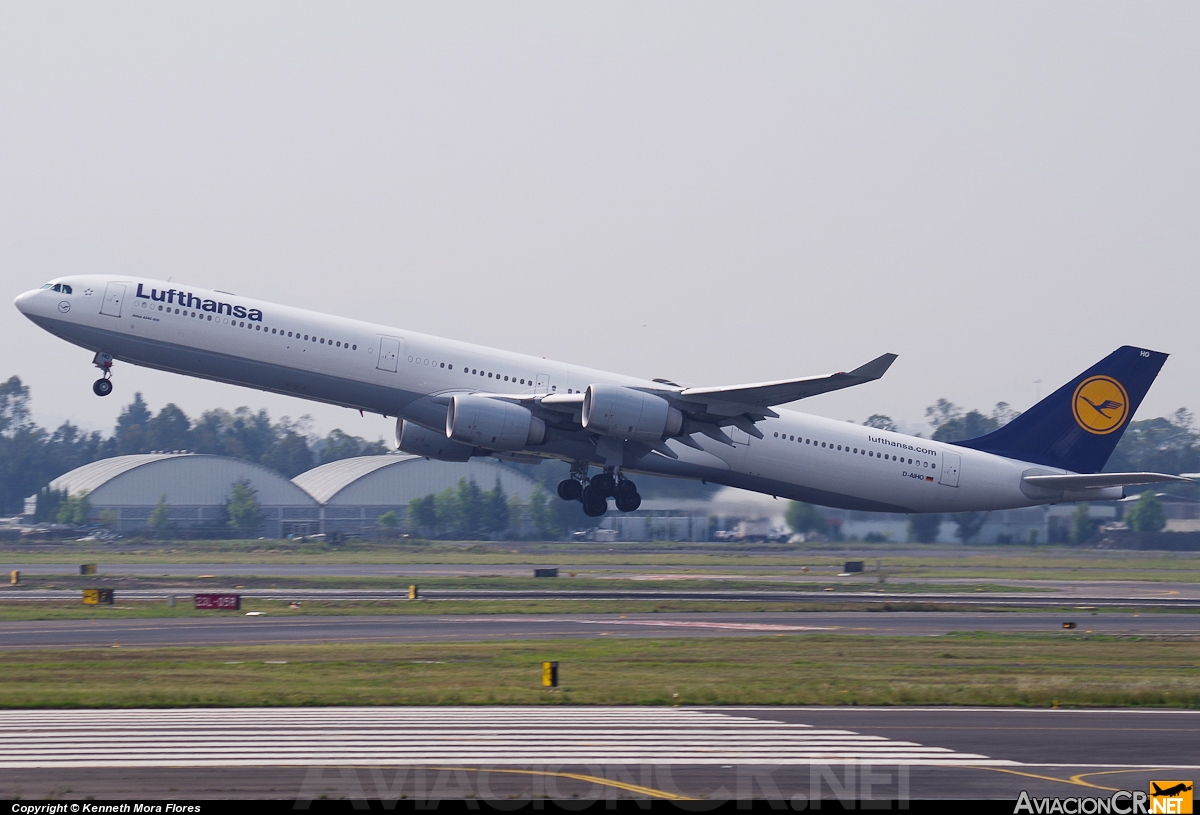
[1022,472,1191,491]
[678,353,897,408]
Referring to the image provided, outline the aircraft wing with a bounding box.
[675,353,898,416]
[437,352,897,451]
[1022,473,1192,490]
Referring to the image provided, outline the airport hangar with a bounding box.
[46,453,539,537]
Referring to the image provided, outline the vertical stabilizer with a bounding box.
[955,346,1167,473]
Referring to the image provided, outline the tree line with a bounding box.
[393,478,595,540]
[0,376,386,515]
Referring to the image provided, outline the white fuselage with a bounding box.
[15,275,1068,514]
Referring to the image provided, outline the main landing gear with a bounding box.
[91,352,114,397]
[556,465,642,517]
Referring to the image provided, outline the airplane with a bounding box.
[13,275,1192,518]
[1151,783,1192,797]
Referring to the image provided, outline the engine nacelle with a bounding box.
[446,394,546,451]
[396,419,475,462]
[581,384,684,443]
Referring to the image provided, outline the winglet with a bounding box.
[849,352,897,381]
[847,353,898,382]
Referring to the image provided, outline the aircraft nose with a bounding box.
[13,289,37,314]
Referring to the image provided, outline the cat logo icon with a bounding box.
[1072,375,1129,435]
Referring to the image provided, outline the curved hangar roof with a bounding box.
[50,454,317,507]
[293,454,539,505]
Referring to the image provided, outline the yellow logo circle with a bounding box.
[1072,376,1129,435]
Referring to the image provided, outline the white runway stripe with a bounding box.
[0,707,1014,767]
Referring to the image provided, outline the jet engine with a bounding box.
[446,394,546,451]
[396,419,475,462]
[581,384,684,443]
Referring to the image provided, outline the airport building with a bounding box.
[47,453,320,537]
[292,454,540,535]
[593,499,712,542]
[832,504,1120,544]
[42,452,542,538]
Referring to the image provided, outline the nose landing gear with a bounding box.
[92,352,114,397]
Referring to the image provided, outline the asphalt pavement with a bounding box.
[0,707,1194,801]
[1,611,1195,649]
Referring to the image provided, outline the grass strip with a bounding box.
[0,633,1196,708]
[4,541,1199,573]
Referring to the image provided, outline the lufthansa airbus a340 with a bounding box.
[14,276,1189,517]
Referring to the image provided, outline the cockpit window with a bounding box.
[40,284,53,290]
[45,283,72,293]
[61,284,72,294]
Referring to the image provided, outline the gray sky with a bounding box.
[2,3,1197,442]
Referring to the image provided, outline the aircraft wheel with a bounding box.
[582,499,608,518]
[615,478,638,498]
[556,479,582,501]
[614,491,641,513]
[590,472,616,497]
[92,378,113,397]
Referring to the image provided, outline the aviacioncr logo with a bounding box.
[1072,375,1130,435]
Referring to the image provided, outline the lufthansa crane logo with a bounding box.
[1072,375,1129,435]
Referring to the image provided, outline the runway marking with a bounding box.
[424,767,691,800]
[0,708,1010,768]
[966,766,1089,789]
[1068,768,1175,791]
[476,617,835,632]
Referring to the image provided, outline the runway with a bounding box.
[6,586,1200,609]
[0,707,1195,800]
[1,611,1196,649]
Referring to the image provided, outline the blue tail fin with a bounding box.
[955,346,1167,473]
